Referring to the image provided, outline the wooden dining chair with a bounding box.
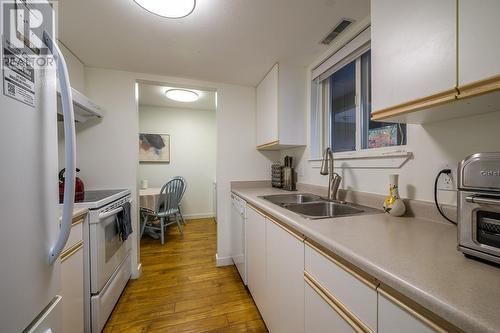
[172,176,187,224]
[141,178,185,244]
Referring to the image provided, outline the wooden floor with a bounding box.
[102,218,267,333]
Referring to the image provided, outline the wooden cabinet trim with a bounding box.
[266,215,305,242]
[371,88,458,121]
[458,74,500,99]
[305,272,372,333]
[256,140,279,150]
[378,284,465,333]
[247,202,304,241]
[60,240,83,262]
[305,239,378,290]
[247,203,268,219]
[71,217,85,227]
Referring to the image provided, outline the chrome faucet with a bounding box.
[320,147,342,201]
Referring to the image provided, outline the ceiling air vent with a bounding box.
[320,19,354,45]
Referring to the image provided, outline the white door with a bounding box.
[0,15,60,333]
[305,282,358,333]
[256,64,279,146]
[458,0,500,86]
[246,206,267,321]
[0,2,75,331]
[231,195,246,283]
[61,245,84,333]
[371,0,457,111]
[378,293,438,333]
[265,219,304,333]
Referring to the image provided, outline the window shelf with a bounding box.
[310,149,412,169]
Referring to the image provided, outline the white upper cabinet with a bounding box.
[458,0,500,87]
[371,0,500,123]
[371,0,457,115]
[256,65,279,146]
[256,63,306,150]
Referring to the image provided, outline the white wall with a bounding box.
[138,106,216,218]
[79,67,275,275]
[284,111,500,205]
[58,42,86,93]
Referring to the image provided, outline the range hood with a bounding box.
[57,87,104,123]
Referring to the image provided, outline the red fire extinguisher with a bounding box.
[59,168,85,203]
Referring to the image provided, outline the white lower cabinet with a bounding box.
[305,243,377,332]
[61,244,84,333]
[60,214,86,333]
[378,291,439,333]
[265,218,304,333]
[246,206,268,321]
[304,281,357,333]
[242,200,454,333]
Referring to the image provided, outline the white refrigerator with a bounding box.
[0,1,77,332]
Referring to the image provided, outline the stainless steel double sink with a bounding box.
[260,193,382,219]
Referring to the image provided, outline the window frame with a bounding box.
[309,34,410,162]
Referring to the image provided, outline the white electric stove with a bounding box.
[68,189,132,333]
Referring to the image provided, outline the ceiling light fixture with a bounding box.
[165,89,199,102]
[133,0,196,19]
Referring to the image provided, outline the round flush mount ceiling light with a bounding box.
[165,89,199,102]
[133,0,196,18]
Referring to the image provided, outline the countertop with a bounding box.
[59,207,88,221]
[231,186,500,333]
[72,208,88,220]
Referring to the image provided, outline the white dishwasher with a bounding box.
[231,193,247,285]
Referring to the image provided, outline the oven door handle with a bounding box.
[466,195,500,206]
[98,200,132,221]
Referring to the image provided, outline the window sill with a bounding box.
[309,147,412,169]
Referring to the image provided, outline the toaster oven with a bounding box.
[458,152,500,264]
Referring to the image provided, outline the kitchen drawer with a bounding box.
[63,218,84,252]
[305,241,378,332]
[305,277,363,333]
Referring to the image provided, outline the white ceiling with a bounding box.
[138,83,216,110]
[58,0,370,86]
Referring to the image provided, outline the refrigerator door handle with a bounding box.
[43,31,77,264]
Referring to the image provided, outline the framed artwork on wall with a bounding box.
[139,133,170,163]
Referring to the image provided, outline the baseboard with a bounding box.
[131,262,142,279]
[216,253,234,267]
[184,213,215,220]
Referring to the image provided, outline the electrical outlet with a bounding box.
[297,166,304,178]
[437,166,456,191]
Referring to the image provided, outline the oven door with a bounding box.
[459,191,500,259]
[89,208,131,294]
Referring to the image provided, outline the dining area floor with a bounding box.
[102,218,267,333]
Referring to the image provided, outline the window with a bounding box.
[329,60,356,153]
[310,30,407,159]
[360,52,406,150]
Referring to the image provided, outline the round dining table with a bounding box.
[139,187,163,212]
